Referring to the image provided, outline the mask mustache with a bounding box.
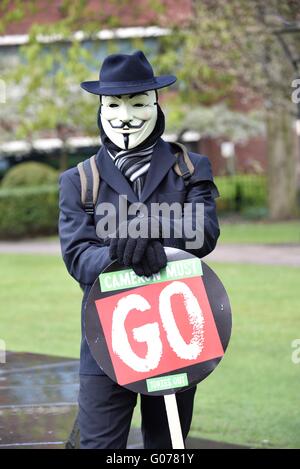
[109,120,145,129]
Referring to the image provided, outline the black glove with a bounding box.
[132,240,167,277]
[109,216,161,267]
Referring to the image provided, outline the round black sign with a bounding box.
[85,247,231,396]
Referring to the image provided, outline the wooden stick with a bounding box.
[164,394,185,449]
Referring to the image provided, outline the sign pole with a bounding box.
[164,394,185,449]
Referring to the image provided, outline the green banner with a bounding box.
[99,258,203,292]
[146,373,188,392]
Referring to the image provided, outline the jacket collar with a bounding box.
[96,138,176,204]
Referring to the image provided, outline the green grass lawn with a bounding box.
[0,254,299,448]
[219,219,300,245]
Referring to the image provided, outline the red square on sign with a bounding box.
[95,277,224,385]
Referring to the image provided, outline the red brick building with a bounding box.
[0,0,267,176]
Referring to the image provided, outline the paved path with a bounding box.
[204,243,300,267]
[0,240,300,266]
[0,240,61,255]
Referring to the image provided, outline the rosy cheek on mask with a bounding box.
[135,107,155,121]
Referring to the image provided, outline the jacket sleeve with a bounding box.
[162,156,220,258]
[58,171,111,286]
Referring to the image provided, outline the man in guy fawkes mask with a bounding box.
[98,89,165,201]
[59,51,220,449]
[100,89,159,150]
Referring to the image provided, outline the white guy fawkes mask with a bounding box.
[100,90,158,150]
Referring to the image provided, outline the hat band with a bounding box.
[99,77,157,87]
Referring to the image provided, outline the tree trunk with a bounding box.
[266,110,299,220]
[59,148,69,172]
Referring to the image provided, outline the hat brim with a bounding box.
[80,75,177,96]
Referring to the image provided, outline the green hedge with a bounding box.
[0,185,59,239]
[215,174,267,213]
[0,174,267,239]
[1,162,59,189]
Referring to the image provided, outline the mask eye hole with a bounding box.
[109,103,119,108]
[133,103,144,107]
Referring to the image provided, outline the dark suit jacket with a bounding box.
[58,138,220,375]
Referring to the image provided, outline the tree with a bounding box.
[154,0,300,218]
[0,0,145,169]
[1,0,299,217]
[0,2,100,169]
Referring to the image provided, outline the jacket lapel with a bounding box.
[95,138,176,205]
[96,146,139,204]
[139,138,176,203]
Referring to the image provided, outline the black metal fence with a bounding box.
[215,174,267,214]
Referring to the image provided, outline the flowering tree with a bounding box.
[0,0,299,216]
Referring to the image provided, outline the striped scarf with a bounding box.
[108,143,156,199]
[99,103,165,200]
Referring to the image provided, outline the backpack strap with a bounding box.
[77,143,194,215]
[173,141,220,198]
[172,141,195,186]
[77,154,100,216]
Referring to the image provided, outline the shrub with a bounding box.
[0,173,267,239]
[1,162,58,189]
[215,174,267,213]
[0,185,59,239]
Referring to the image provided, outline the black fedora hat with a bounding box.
[80,50,176,96]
